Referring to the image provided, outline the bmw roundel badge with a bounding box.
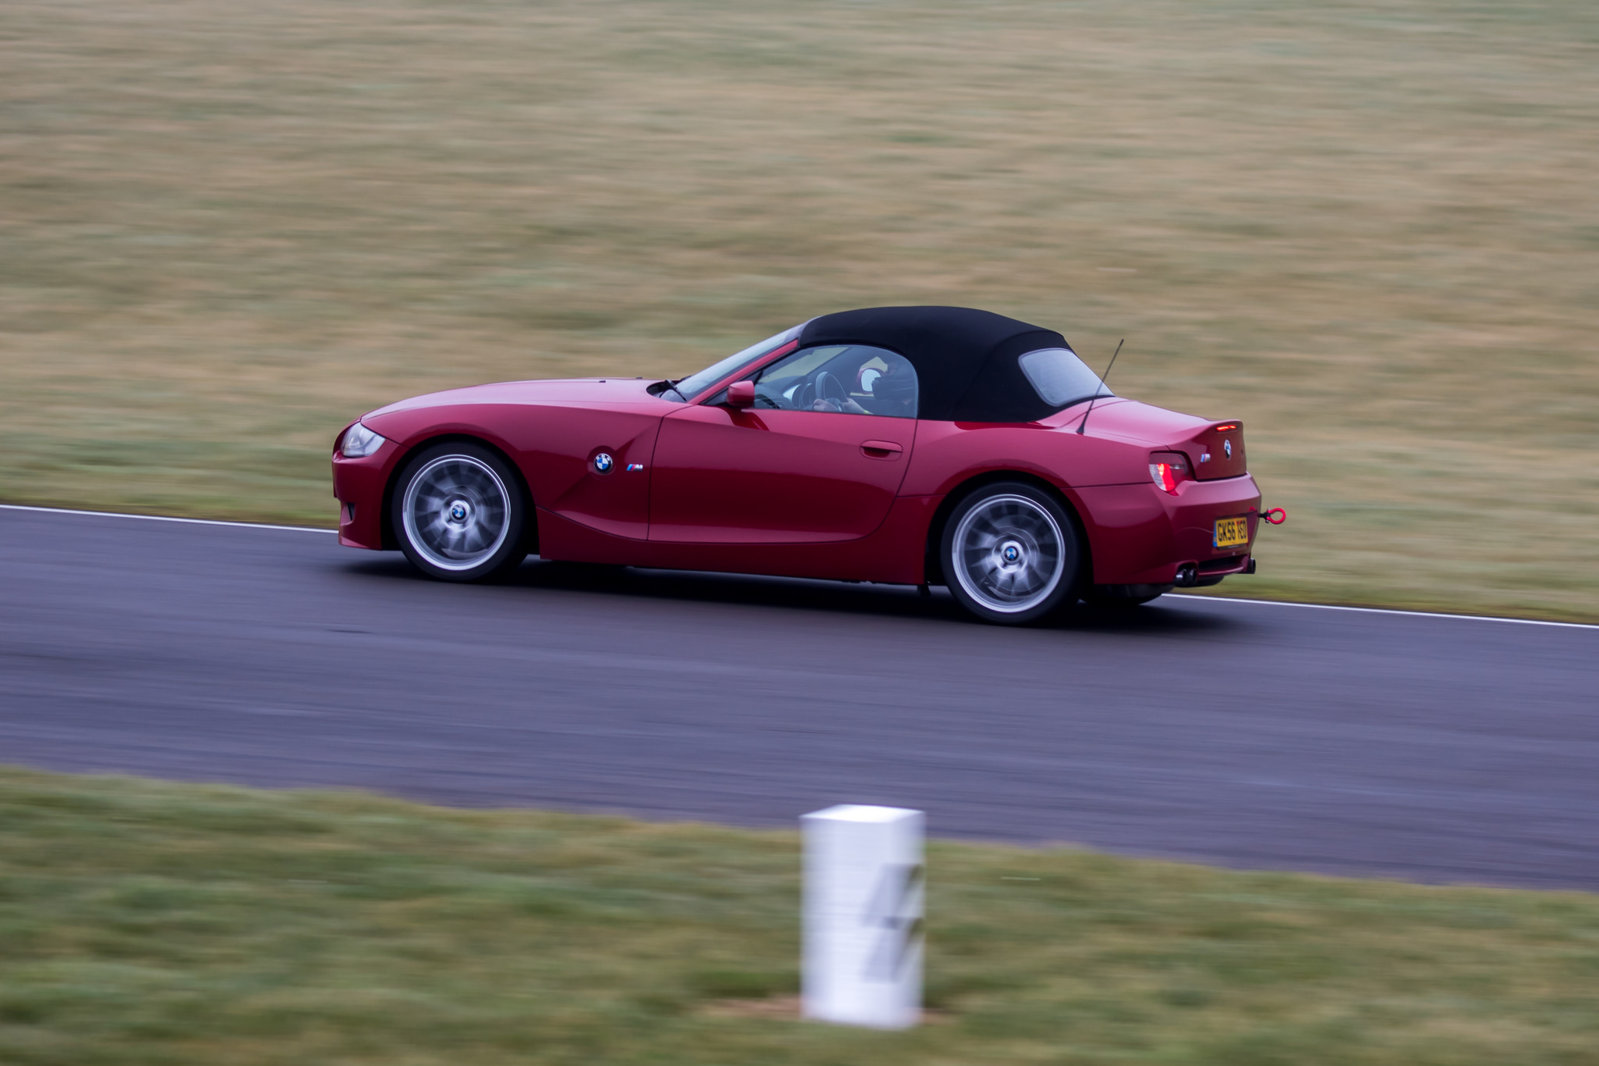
[593,452,613,473]
[1223,439,1232,459]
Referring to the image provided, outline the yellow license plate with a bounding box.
[1213,516,1250,549]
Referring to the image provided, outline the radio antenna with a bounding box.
[1075,338,1122,436]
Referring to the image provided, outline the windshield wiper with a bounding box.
[650,378,689,401]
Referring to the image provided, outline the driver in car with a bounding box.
[810,358,915,418]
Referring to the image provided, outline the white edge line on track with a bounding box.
[0,503,333,535]
[1184,594,1597,631]
[5,503,1595,631]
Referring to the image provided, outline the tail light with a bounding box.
[1149,451,1192,495]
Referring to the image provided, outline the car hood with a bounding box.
[364,377,659,419]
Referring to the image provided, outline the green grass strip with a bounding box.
[1,766,1596,1065]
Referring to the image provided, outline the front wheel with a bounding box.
[941,482,1081,625]
[392,442,527,581]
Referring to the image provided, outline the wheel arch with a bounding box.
[922,470,1092,589]
[381,434,537,553]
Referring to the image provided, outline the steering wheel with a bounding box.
[814,370,847,410]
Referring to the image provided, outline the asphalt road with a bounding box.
[3,506,1596,889]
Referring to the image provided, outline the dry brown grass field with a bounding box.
[3,0,1596,619]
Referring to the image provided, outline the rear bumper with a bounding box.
[1074,475,1262,586]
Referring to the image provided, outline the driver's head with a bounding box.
[871,363,916,417]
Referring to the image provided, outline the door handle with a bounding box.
[860,440,903,459]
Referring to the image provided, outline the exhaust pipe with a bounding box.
[1174,564,1197,587]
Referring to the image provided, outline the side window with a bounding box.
[748,344,918,418]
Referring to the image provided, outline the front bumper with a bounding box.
[1075,475,1263,586]
[331,442,400,550]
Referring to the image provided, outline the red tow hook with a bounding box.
[1261,507,1287,526]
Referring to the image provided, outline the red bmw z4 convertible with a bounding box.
[332,306,1275,624]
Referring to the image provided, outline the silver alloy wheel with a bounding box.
[400,454,512,572]
[950,492,1067,615]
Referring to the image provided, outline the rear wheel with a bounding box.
[941,482,1081,625]
[392,442,527,581]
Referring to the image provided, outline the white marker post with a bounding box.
[802,804,924,1029]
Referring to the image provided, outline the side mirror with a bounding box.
[726,381,756,408]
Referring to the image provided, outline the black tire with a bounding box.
[390,441,527,582]
[940,481,1082,625]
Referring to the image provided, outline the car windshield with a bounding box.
[660,325,804,402]
[1017,347,1113,408]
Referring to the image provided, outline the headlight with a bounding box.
[340,422,387,458]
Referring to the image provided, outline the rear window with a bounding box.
[1017,347,1112,408]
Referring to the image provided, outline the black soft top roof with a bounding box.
[796,306,1070,422]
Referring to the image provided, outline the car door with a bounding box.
[648,345,918,545]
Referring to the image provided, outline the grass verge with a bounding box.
[1,766,1596,1065]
